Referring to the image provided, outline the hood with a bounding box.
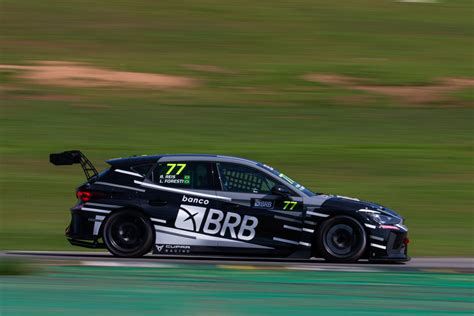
[320,195,401,218]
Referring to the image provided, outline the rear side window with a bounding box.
[152,161,213,190]
[131,164,154,176]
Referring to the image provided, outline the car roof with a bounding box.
[106,154,259,168]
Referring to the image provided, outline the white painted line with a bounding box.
[370,235,384,242]
[364,223,377,229]
[370,243,387,250]
[114,169,144,178]
[273,237,299,245]
[283,225,302,232]
[134,181,231,201]
[299,241,311,247]
[95,181,145,192]
[85,202,122,208]
[302,228,314,233]
[307,211,329,218]
[151,218,166,224]
[80,261,176,268]
[81,207,112,214]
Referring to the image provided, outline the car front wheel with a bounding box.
[315,215,367,263]
[103,210,154,258]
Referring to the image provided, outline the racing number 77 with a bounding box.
[283,200,298,210]
[166,163,187,175]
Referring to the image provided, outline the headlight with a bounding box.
[369,213,401,225]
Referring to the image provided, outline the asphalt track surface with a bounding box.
[2,251,473,315]
[2,251,473,271]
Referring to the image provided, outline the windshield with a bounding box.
[257,163,316,196]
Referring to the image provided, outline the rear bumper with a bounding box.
[65,206,105,248]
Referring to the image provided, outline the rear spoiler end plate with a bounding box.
[50,150,98,181]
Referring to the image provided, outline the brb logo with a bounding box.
[174,204,258,241]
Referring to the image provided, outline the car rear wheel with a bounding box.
[103,210,154,258]
[315,215,367,263]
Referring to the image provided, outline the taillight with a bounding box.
[76,191,106,202]
[76,191,92,202]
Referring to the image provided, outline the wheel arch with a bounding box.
[98,205,154,240]
[310,209,371,259]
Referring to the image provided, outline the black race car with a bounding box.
[50,150,409,263]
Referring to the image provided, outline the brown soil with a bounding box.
[303,73,474,104]
[0,61,197,89]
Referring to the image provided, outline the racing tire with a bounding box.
[315,215,367,263]
[103,210,154,258]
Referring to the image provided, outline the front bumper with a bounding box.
[368,228,410,262]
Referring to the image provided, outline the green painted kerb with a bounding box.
[1,265,473,315]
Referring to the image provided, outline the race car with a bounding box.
[50,150,409,262]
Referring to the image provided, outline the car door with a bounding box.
[140,159,223,254]
[213,161,305,256]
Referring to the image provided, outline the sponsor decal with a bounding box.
[253,199,274,209]
[182,195,209,205]
[156,244,191,254]
[175,205,207,232]
[278,173,306,191]
[174,204,258,241]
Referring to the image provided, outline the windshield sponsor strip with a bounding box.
[151,218,166,224]
[114,169,144,178]
[307,211,329,218]
[273,237,299,245]
[283,225,302,232]
[134,181,231,201]
[370,235,384,241]
[370,243,387,250]
[274,215,301,224]
[81,207,111,214]
[95,181,146,192]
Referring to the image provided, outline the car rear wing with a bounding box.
[50,150,98,181]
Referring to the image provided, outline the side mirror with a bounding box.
[271,185,290,197]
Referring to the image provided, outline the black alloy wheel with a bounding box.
[103,210,154,258]
[315,215,367,263]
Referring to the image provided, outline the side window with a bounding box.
[216,162,276,194]
[131,164,154,176]
[152,161,213,190]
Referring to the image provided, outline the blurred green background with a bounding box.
[0,0,472,256]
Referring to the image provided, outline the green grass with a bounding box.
[0,0,473,256]
[2,265,473,315]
